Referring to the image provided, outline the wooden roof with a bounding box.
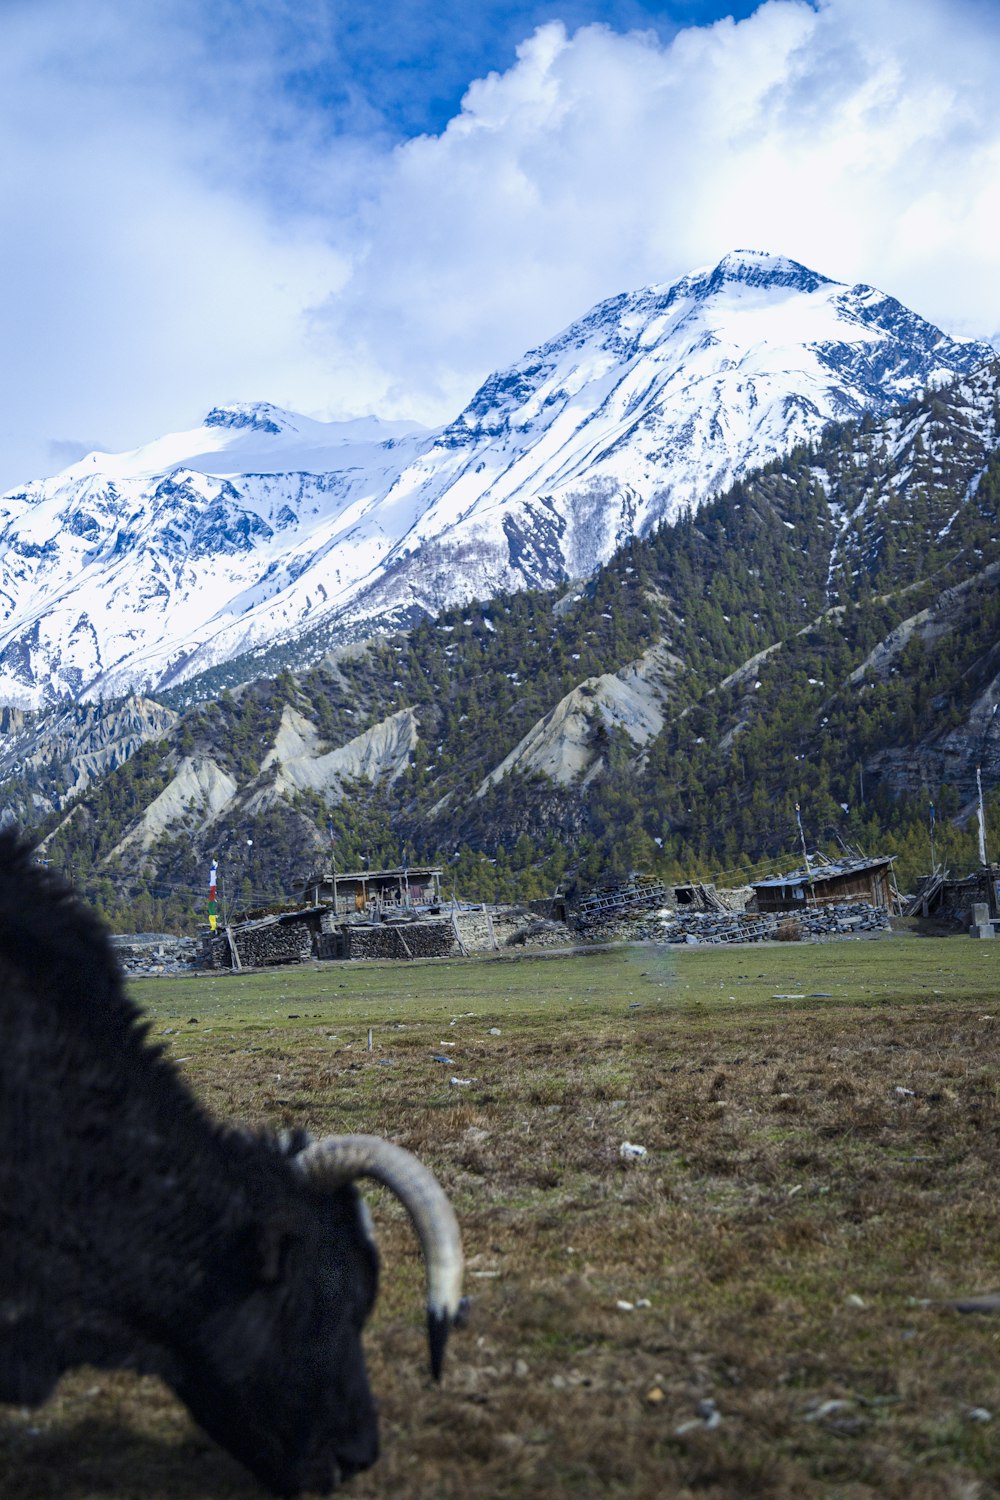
[751,855,893,891]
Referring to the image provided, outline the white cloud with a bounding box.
[3,0,1000,489]
[0,0,349,490]
[312,0,1000,424]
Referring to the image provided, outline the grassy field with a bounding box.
[3,934,1000,1498]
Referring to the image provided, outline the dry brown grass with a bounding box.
[3,939,1000,1497]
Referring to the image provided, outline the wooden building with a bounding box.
[295,866,443,918]
[751,855,895,913]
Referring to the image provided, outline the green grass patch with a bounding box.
[3,935,1000,1497]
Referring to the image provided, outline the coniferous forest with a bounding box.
[12,362,1000,929]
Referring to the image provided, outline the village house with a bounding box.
[751,854,896,913]
[295,866,444,917]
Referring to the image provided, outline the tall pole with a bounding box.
[795,802,814,904]
[327,816,338,914]
[977,703,998,916]
[243,837,253,920]
[929,800,936,875]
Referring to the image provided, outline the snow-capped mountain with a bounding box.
[0,250,993,707]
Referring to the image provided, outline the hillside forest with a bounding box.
[10,361,1000,930]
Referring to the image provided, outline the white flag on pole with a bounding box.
[977,767,988,868]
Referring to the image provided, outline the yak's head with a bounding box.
[171,1134,464,1497]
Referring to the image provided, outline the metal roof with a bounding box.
[297,866,443,884]
[751,855,893,890]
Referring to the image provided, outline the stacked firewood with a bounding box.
[343,920,456,961]
[208,918,314,969]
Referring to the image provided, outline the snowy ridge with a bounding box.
[0,250,992,706]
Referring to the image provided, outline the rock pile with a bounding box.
[797,902,892,937]
[574,877,671,928]
[503,917,571,948]
[110,933,200,974]
[659,912,779,945]
[656,900,891,945]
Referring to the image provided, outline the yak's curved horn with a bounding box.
[295,1134,464,1379]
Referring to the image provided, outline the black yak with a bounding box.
[0,831,464,1495]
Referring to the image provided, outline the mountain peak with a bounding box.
[1,255,994,708]
[203,402,293,435]
[700,249,833,296]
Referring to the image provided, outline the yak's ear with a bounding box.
[275,1127,313,1158]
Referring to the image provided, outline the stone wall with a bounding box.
[451,906,568,952]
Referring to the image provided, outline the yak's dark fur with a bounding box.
[0,832,380,1495]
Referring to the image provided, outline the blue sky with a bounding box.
[2,0,999,490]
[176,3,765,138]
[215,2,766,141]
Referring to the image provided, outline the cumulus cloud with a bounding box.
[2,0,1000,489]
[0,0,350,490]
[313,0,1000,422]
